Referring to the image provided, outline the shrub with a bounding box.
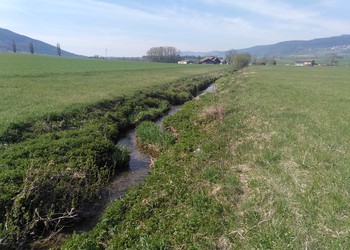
[232,53,252,70]
[0,127,130,245]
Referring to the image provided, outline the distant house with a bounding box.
[178,60,194,64]
[199,56,221,64]
[252,62,266,66]
[295,60,316,66]
[220,59,227,65]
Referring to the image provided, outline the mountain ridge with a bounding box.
[182,34,350,58]
[2,28,350,59]
[0,28,81,57]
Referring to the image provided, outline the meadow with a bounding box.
[0,53,226,135]
[64,65,350,249]
[2,53,350,248]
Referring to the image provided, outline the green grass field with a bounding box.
[0,54,229,247]
[2,53,350,248]
[231,65,350,248]
[0,53,227,135]
[64,65,350,249]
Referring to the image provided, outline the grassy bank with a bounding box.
[64,65,350,249]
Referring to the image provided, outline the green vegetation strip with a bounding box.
[0,53,227,136]
[64,66,350,249]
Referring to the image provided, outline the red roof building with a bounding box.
[199,56,221,64]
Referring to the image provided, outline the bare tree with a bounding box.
[12,40,16,53]
[262,56,276,65]
[232,53,252,70]
[225,49,236,64]
[329,52,340,66]
[146,46,181,63]
[29,41,34,54]
[57,43,62,56]
[262,55,269,64]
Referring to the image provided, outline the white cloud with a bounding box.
[198,0,350,41]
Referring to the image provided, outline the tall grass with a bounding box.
[135,121,175,156]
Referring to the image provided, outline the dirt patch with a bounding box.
[200,104,226,121]
[235,164,251,199]
[217,235,232,250]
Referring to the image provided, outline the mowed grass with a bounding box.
[228,65,350,248]
[64,65,350,249]
[0,53,227,135]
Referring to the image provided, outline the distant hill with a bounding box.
[0,28,81,57]
[180,50,226,58]
[182,35,350,58]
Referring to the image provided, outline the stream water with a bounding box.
[61,105,183,236]
[106,85,216,203]
[108,105,183,202]
[105,85,216,205]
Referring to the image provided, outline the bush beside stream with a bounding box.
[135,121,175,157]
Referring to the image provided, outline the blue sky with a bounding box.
[1,0,349,56]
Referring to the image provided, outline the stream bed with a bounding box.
[104,84,216,208]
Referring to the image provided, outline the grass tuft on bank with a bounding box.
[135,121,175,157]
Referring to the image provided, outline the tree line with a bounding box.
[145,46,181,63]
[145,46,252,69]
[8,40,62,56]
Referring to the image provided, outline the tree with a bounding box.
[225,49,236,64]
[328,52,340,66]
[251,56,257,65]
[262,56,276,65]
[232,53,252,70]
[29,41,34,54]
[12,40,16,53]
[57,43,62,56]
[262,55,269,64]
[146,46,181,63]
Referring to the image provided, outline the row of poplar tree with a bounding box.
[9,40,62,56]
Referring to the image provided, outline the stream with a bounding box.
[61,105,183,236]
[37,84,216,248]
[105,84,216,209]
